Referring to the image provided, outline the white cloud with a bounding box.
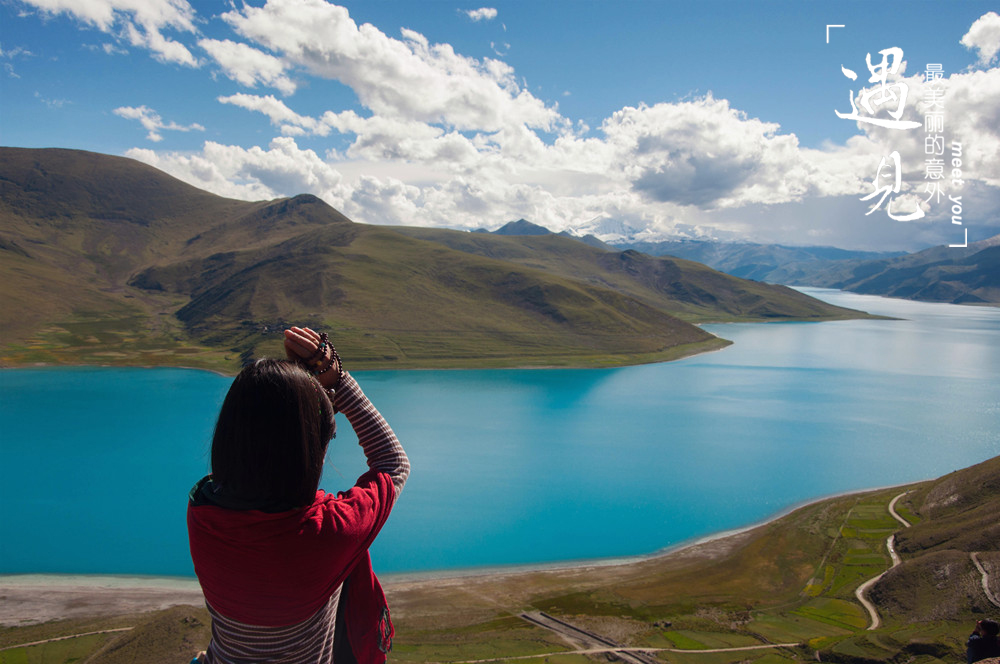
[961,12,1000,67]
[1,44,33,58]
[100,42,128,55]
[20,0,198,65]
[220,0,562,132]
[463,7,497,22]
[323,110,484,167]
[108,6,1000,250]
[134,64,1000,246]
[125,137,348,206]
[217,93,328,136]
[147,90,909,235]
[349,175,424,224]
[199,39,296,95]
[35,91,70,107]
[843,65,1000,190]
[114,105,204,141]
[2,43,34,77]
[934,69,1000,188]
[595,95,869,210]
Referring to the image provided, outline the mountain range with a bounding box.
[615,237,1000,305]
[0,147,867,372]
[775,237,1000,304]
[612,239,904,281]
[485,218,1000,306]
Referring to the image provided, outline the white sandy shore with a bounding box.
[1,481,921,628]
[0,525,756,628]
[0,575,205,627]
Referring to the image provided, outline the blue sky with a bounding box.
[2,1,999,250]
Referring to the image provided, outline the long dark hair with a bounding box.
[211,359,335,508]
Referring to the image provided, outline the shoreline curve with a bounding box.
[0,479,924,627]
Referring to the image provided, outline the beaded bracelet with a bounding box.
[311,332,345,388]
[307,338,328,367]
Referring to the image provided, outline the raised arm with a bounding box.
[284,326,409,496]
[332,372,410,496]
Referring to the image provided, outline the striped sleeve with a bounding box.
[330,372,410,496]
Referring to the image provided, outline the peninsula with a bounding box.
[0,147,871,373]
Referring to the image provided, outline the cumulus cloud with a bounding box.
[463,7,497,22]
[961,12,1000,67]
[122,89,891,232]
[98,5,1000,249]
[324,111,484,167]
[596,95,859,209]
[114,105,204,142]
[214,95,485,169]
[349,175,424,223]
[128,63,1000,246]
[125,137,348,205]
[20,0,199,66]
[840,64,1000,190]
[199,39,297,94]
[219,0,562,132]
[930,69,1000,188]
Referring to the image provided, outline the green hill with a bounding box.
[869,455,1000,622]
[394,227,861,322]
[0,147,870,372]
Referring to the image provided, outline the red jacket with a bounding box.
[187,469,397,662]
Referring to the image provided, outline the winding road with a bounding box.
[855,491,1000,630]
[971,552,1000,609]
[855,491,911,631]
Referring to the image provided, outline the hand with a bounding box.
[284,326,320,363]
[284,327,342,389]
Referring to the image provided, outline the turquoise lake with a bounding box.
[1,289,998,577]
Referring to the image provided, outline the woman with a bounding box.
[187,327,410,664]
[967,619,1000,664]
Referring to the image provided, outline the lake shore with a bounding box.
[0,480,921,629]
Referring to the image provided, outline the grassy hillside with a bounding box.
[869,456,1000,623]
[390,228,867,322]
[1,147,870,372]
[0,147,274,370]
